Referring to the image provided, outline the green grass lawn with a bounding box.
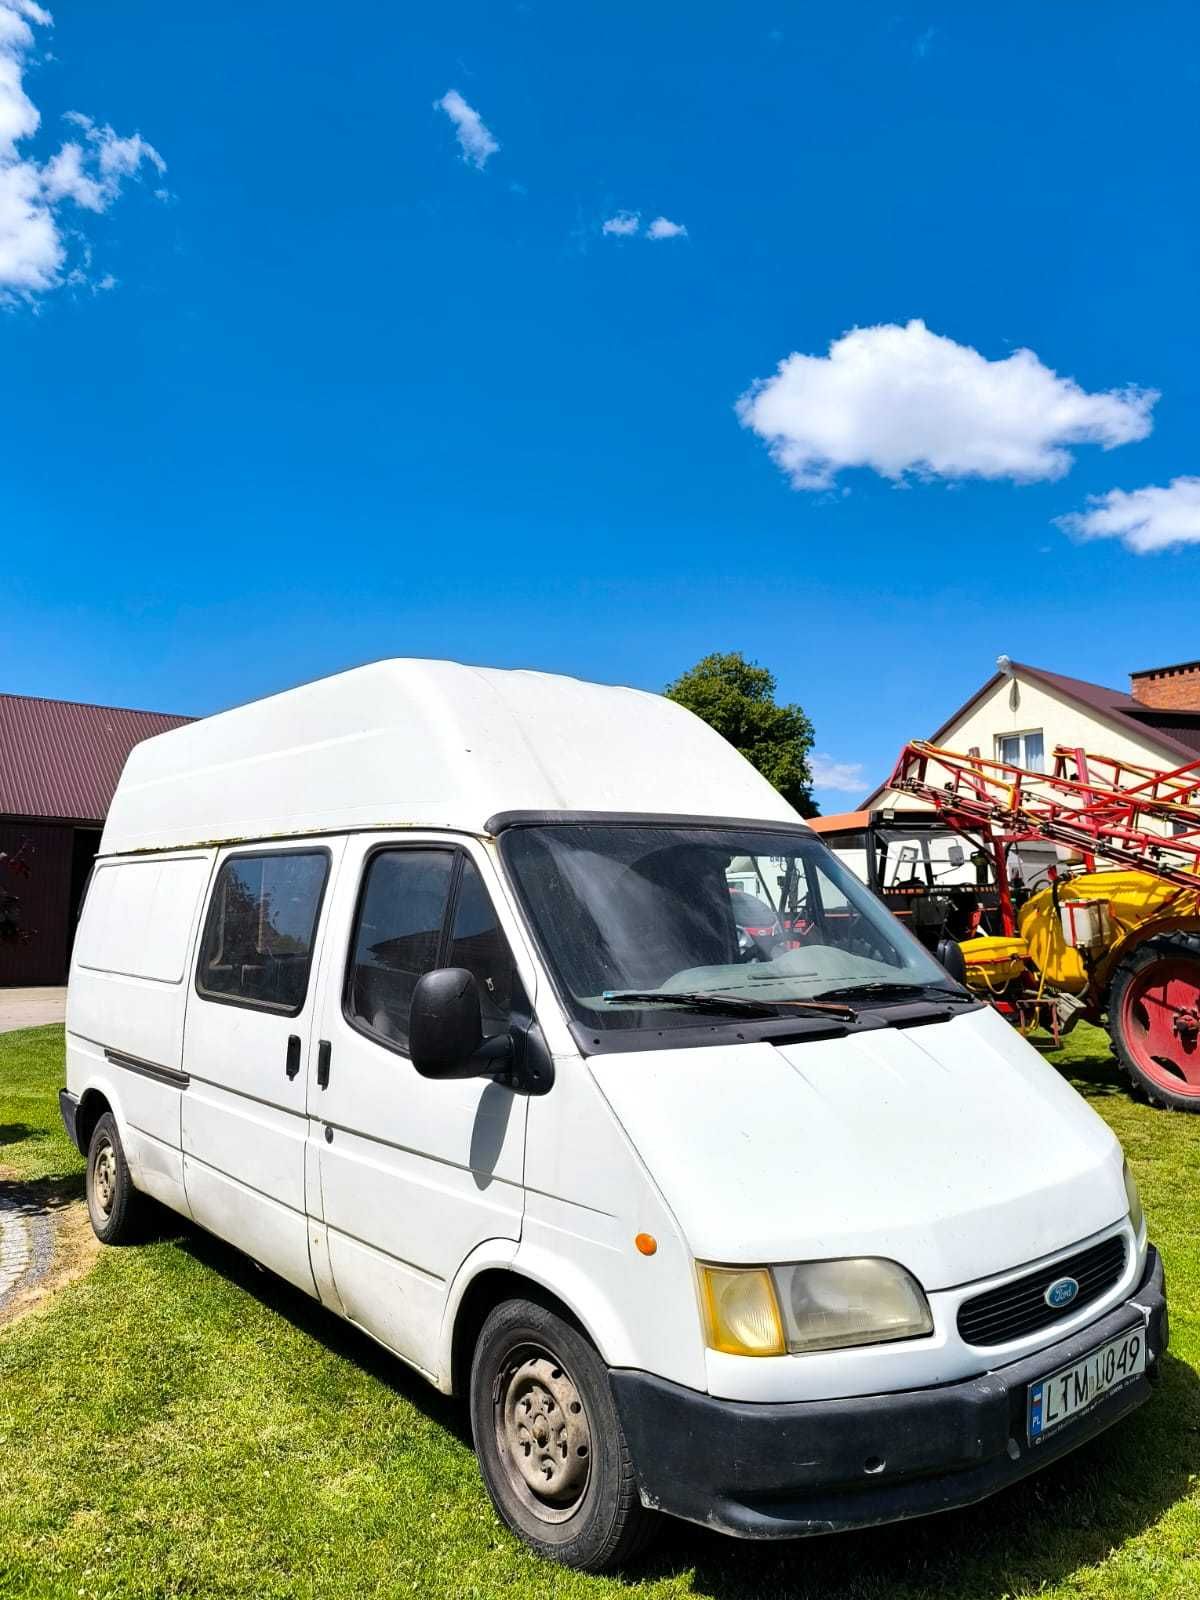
[1,1023,1198,1600]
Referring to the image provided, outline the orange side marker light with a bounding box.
[635,1233,658,1256]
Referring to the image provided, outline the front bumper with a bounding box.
[611,1245,1166,1539]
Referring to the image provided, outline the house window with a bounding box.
[997,730,1044,772]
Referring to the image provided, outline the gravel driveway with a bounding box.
[0,988,67,1034]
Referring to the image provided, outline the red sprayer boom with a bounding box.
[887,740,1200,913]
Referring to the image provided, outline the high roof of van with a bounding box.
[100,658,804,855]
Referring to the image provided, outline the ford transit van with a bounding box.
[61,660,1166,1571]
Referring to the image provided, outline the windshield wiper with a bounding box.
[812,980,964,1004]
[602,989,855,1020]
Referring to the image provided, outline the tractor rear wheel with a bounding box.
[1108,934,1200,1112]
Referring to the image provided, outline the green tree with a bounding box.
[665,652,818,817]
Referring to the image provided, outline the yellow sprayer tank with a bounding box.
[1018,871,1200,993]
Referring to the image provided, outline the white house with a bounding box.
[809,657,1200,905]
[864,656,1200,809]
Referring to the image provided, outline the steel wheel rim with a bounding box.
[92,1138,117,1216]
[493,1344,592,1524]
[1121,957,1200,1097]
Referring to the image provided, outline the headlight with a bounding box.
[775,1258,934,1352]
[697,1258,933,1356]
[1123,1160,1145,1239]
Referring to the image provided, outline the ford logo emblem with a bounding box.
[1045,1276,1080,1310]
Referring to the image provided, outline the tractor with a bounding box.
[821,742,1200,1112]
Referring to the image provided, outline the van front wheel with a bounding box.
[468,1297,656,1572]
[86,1113,146,1244]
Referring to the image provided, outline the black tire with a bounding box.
[85,1112,147,1243]
[468,1297,657,1572]
[1107,933,1200,1113]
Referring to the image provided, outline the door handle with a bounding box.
[316,1039,331,1089]
[285,1035,301,1080]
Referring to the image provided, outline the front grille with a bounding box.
[957,1234,1127,1347]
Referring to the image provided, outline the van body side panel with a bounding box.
[180,839,345,1298]
[68,853,212,1077]
[182,1162,318,1296]
[65,853,212,1212]
[312,835,530,1376]
[316,1113,528,1365]
[63,1046,191,1216]
[519,1058,707,1392]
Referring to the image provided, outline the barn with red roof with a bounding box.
[0,694,191,985]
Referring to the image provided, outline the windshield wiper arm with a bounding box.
[812,980,963,1003]
[602,989,780,1017]
[602,989,855,1020]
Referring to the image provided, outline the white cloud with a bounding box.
[810,753,866,793]
[0,157,60,289]
[602,211,688,241]
[45,114,165,212]
[75,112,164,179]
[0,7,42,155]
[913,25,937,58]
[1056,476,1200,554]
[42,138,104,209]
[434,89,499,170]
[737,319,1157,492]
[0,1,166,301]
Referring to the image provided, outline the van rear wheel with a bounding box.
[85,1113,147,1244]
[468,1297,656,1572]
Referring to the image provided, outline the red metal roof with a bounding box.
[0,693,193,823]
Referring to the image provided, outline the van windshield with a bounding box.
[500,823,961,1035]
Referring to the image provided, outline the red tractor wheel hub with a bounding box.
[1121,957,1200,1098]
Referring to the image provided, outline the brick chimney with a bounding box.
[1130,660,1200,711]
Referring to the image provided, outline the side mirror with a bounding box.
[409,968,511,1080]
[946,843,965,868]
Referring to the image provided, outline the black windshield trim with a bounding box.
[568,1014,857,1055]
[486,809,813,837]
[569,1000,984,1054]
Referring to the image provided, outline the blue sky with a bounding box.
[4,0,1200,808]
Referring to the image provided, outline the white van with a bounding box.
[61,660,1165,1572]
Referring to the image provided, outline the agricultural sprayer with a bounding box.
[883,739,1200,1112]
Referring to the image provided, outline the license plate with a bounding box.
[1028,1326,1147,1442]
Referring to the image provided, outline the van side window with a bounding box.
[346,850,455,1052]
[446,858,520,1039]
[196,851,329,1015]
[345,850,522,1054]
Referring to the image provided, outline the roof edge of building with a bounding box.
[0,689,193,722]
